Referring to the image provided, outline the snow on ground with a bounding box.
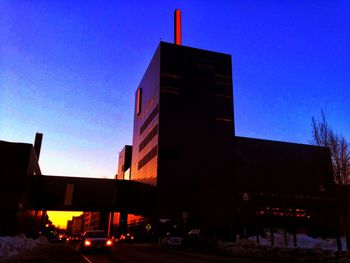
[0,234,48,257]
[247,232,347,250]
[219,232,349,262]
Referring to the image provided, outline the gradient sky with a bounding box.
[1,1,349,179]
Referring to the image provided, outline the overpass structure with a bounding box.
[28,175,155,214]
[0,138,155,237]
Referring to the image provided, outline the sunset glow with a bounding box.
[47,211,83,229]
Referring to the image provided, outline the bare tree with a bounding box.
[311,110,350,184]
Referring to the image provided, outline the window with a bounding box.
[139,124,158,152]
[138,145,158,170]
[136,88,142,115]
[140,105,159,135]
[215,117,233,122]
[160,86,180,95]
[215,93,231,99]
[85,231,107,238]
[161,72,180,95]
[161,73,180,79]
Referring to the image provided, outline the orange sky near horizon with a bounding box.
[47,211,83,229]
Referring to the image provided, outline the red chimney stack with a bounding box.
[174,9,182,45]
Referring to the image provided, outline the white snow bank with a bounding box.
[246,232,347,251]
[0,234,48,257]
[219,233,350,261]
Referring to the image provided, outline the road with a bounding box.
[77,243,279,263]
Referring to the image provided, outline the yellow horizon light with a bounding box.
[47,211,83,229]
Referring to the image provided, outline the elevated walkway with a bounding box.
[27,175,156,215]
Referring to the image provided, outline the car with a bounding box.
[79,230,113,253]
[184,229,218,250]
[73,234,83,242]
[160,232,184,248]
[58,233,67,242]
[67,234,82,243]
[118,232,135,243]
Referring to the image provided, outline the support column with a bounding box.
[107,212,115,237]
[120,212,128,234]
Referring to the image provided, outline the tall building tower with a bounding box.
[130,42,235,223]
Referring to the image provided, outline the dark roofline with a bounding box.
[0,140,33,147]
[159,41,232,57]
[234,135,329,150]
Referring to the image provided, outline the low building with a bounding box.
[0,134,43,237]
[66,220,73,236]
[72,215,84,236]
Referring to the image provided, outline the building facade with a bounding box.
[116,145,132,180]
[124,41,334,237]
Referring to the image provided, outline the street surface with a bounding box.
[77,243,279,263]
[2,242,345,263]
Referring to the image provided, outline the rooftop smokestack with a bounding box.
[34,133,43,160]
[174,9,182,45]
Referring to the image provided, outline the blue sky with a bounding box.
[1,1,349,178]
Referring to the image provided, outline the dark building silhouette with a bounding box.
[127,41,334,237]
[0,138,42,236]
[130,42,234,186]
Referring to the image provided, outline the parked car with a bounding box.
[184,229,218,250]
[79,230,113,253]
[67,234,82,243]
[58,233,67,242]
[160,232,184,248]
[118,232,135,243]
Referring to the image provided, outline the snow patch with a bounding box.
[219,233,350,261]
[246,232,346,250]
[0,234,48,257]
